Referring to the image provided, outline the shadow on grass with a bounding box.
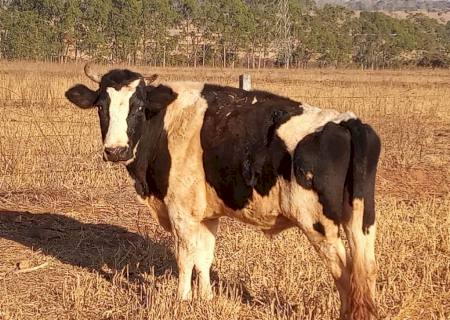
[0,210,259,306]
[0,210,176,284]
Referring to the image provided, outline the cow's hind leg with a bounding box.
[194,219,219,299]
[292,122,355,318]
[344,199,377,320]
[364,224,376,300]
[342,121,380,319]
[299,217,351,319]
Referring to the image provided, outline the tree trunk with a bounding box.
[251,46,255,69]
[155,42,158,67]
[263,49,267,68]
[75,41,78,62]
[186,20,190,67]
[223,43,226,68]
[163,44,166,68]
[193,36,198,68]
[258,48,262,69]
[202,43,206,67]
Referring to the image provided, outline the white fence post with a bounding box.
[239,74,251,91]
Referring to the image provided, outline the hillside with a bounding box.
[315,0,450,11]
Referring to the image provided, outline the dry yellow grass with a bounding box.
[0,61,449,319]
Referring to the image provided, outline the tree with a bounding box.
[204,0,254,67]
[172,0,200,66]
[289,0,315,68]
[1,8,53,60]
[275,0,293,68]
[141,0,176,66]
[108,0,141,63]
[245,0,276,68]
[77,0,111,62]
[354,12,413,68]
[0,0,449,68]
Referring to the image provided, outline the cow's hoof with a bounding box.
[178,290,192,301]
[199,289,214,301]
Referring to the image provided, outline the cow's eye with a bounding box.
[97,105,103,111]
[138,106,143,112]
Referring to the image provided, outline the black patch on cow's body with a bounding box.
[200,84,303,210]
[294,122,352,225]
[126,85,177,200]
[340,119,381,233]
[313,222,326,236]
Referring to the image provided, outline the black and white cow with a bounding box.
[66,64,381,320]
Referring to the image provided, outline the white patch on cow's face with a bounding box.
[104,79,141,148]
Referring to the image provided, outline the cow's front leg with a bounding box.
[171,216,197,300]
[194,219,219,299]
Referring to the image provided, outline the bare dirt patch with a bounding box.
[378,165,450,200]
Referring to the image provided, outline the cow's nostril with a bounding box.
[104,147,123,156]
[104,146,131,162]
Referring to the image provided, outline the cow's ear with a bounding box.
[65,84,98,109]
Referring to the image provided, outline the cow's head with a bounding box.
[65,64,158,163]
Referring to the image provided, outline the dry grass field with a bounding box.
[0,61,449,319]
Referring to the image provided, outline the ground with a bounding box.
[0,62,449,319]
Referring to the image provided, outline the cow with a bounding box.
[65,64,381,320]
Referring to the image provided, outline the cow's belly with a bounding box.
[232,208,295,234]
[138,179,309,235]
[204,180,295,233]
[230,178,323,234]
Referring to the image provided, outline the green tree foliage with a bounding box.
[298,5,356,67]
[203,0,254,67]
[245,0,277,68]
[142,0,177,66]
[107,0,142,63]
[354,12,408,68]
[1,9,51,59]
[0,0,449,68]
[77,0,111,61]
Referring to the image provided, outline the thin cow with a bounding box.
[65,64,381,320]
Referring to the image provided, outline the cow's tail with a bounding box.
[341,119,381,320]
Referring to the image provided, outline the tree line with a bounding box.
[0,0,449,69]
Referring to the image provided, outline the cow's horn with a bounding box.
[84,63,102,83]
[142,74,158,85]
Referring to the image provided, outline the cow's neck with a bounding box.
[125,85,176,199]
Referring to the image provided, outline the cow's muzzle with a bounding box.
[103,146,132,162]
